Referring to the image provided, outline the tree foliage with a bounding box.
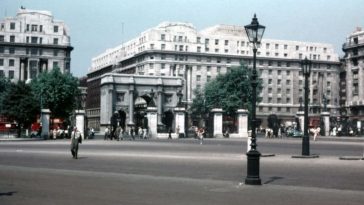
[31,68,80,119]
[0,81,39,137]
[195,63,262,116]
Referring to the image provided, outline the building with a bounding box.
[0,7,73,81]
[87,22,341,130]
[342,27,364,131]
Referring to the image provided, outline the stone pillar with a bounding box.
[296,111,304,132]
[321,112,330,136]
[41,109,51,139]
[146,107,157,138]
[20,62,24,81]
[128,79,135,126]
[237,109,249,138]
[174,107,185,138]
[212,108,223,138]
[75,110,86,140]
[157,78,163,126]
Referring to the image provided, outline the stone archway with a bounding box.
[134,96,148,129]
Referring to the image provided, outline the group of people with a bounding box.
[104,126,148,141]
[194,126,205,144]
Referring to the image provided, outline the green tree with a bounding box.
[31,68,80,120]
[0,76,11,111]
[202,63,262,116]
[189,88,206,117]
[0,81,39,137]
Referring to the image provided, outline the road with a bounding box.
[0,138,363,205]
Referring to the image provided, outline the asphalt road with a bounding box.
[0,138,363,205]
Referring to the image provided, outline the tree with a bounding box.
[191,63,262,117]
[0,76,11,112]
[31,68,80,120]
[0,81,39,137]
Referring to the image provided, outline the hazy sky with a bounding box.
[1,0,363,77]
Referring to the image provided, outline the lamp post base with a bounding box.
[245,150,262,185]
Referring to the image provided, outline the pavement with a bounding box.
[0,139,363,205]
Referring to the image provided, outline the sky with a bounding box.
[1,0,363,77]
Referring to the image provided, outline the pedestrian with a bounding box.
[176,125,180,138]
[168,128,172,139]
[104,127,110,140]
[138,127,143,139]
[198,127,204,145]
[118,127,124,141]
[70,127,82,159]
[313,127,320,141]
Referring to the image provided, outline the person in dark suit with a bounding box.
[70,127,82,159]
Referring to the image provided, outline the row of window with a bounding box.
[0,58,15,67]
[6,22,59,33]
[0,69,14,79]
[160,34,329,53]
[0,46,62,57]
[0,34,59,45]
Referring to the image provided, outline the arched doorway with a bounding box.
[134,96,148,129]
[162,110,174,132]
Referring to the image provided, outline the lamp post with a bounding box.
[301,57,312,156]
[244,14,265,185]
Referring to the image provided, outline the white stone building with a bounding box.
[342,27,364,127]
[0,8,73,81]
[88,22,341,129]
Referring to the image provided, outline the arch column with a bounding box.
[128,77,135,126]
[321,111,330,136]
[174,107,185,138]
[212,108,223,138]
[146,107,157,138]
[237,109,249,138]
[41,109,51,139]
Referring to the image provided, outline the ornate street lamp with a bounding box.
[244,14,265,185]
[301,57,312,156]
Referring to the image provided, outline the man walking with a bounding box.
[70,127,82,159]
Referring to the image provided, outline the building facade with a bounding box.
[342,27,364,130]
[88,22,341,130]
[0,8,73,81]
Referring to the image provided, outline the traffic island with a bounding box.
[339,156,364,160]
[291,154,320,159]
[261,153,276,157]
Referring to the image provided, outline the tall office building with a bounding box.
[0,8,73,81]
[88,22,341,130]
[342,27,364,127]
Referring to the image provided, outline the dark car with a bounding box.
[287,129,303,138]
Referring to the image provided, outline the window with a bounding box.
[161,44,165,50]
[286,98,291,103]
[0,47,3,53]
[197,65,201,71]
[54,50,58,56]
[268,70,272,75]
[53,61,59,69]
[9,47,15,54]
[161,34,165,40]
[224,40,229,46]
[161,54,166,60]
[296,45,299,51]
[31,37,37,44]
[0,59,3,66]
[275,44,279,49]
[284,45,288,49]
[268,79,272,84]
[205,38,209,44]
[31,25,37,32]
[241,41,245,47]
[197,46,201,52]
[53,38,58,45]
[215,39,219,45]
[278,70,281,75]
[277,79,281,85]
[10,22,15,30]
[26,24,30,31]
[178,36,183,42]
[215,48,219,53]
[286,80,291,85]
[268,61,273,66]
[10,35,15,42]
[0,70,3,77]
[207,57,211,62]
[286,71,290,75]
[8,70,14,79]
[266,43,270,49]
[196,75,201,81]
[9,59,15,67]
[216,58,221,63]
[54,25,59,33]
[117,93,125,102]
[217,66,221,73]
[0,35,4,42]
[197,37,201,43]
[39,25,43,32]
[207,66,211,72]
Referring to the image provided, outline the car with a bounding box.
[287,129,303,138]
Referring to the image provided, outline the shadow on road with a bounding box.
[264,176,284,184]
[0,191,17,197]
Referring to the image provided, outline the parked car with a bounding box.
[287,128,303,138]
